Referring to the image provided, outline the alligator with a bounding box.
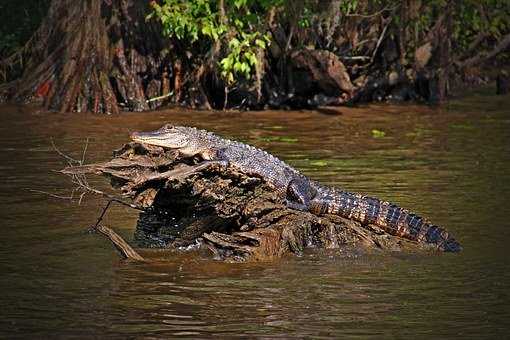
[131,124,462,252]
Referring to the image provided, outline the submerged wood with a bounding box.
[63,143,430,261]
[94,224,145,262]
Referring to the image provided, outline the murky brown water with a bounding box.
[1,92,509,338]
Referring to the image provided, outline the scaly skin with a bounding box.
[309,186,461,252]
[131,124,461,252]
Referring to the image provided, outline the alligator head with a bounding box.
[130,124,218,159]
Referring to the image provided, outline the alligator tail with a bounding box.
[312,187,462,252]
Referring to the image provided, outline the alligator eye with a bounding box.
[163,124,173,130]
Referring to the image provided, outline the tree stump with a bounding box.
[63,143,431,261]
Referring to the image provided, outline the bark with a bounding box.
[290,49,354,97]
[436,1,453,103]
[0,0,169,113]
[496,71,509,95]
[95,224,145,262]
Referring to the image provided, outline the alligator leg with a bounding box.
[285,178,317,211]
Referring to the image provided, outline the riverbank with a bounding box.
[2,1,509,113]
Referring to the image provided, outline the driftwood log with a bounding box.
[63,143,430,262]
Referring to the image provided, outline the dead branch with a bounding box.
[94,224,145,261]
[88,199,145,261]
[48,138,144,210]
[346,3,399,18]
[458,33,510,69]
[31,139,148,261]
[369,18,391,65]
[51,139,82,166]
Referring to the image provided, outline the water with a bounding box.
[0,93,509,338]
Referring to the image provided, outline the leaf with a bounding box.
[310,160,328,167]
[234,0,247,9]
[255,38,266,49]
[234,18,244,28]
[371,129,386,138]
[234,61,243,72]
[201,25,211,37]
[241,62,250,74]
[245,52,258,66]
[220,57,232,69]
[229,38,240,48]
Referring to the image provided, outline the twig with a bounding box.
[72,178,144,210]
[0,28,40,81]
[90,199,115,229]
[27,189,73,200]
[30,171,147,262]
[47,138,143,209]
[345,3,399,18]
[90,199,144,232]
[341,56,371,61]
[78,191,86,205]
[284,25,295,52]
[81,138,89,164]
[87,199,145,261]
[370,18,391,64]
[146,91,174,103]
[46,140,146,262]
[51,138,80,166]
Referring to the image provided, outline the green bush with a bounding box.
[148,0,272,85]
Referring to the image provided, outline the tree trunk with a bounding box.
[496,71,509,95]
[1,0,169,114]
[436,1,453,103]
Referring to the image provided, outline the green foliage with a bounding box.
[405,0,509,55]
[339,0,359,15]
[148,0,509,87]
[149,0,274,86]
[453,0,510,51]
[297,6,312,28]
[220,31,270,84]
[148,0,226,41]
